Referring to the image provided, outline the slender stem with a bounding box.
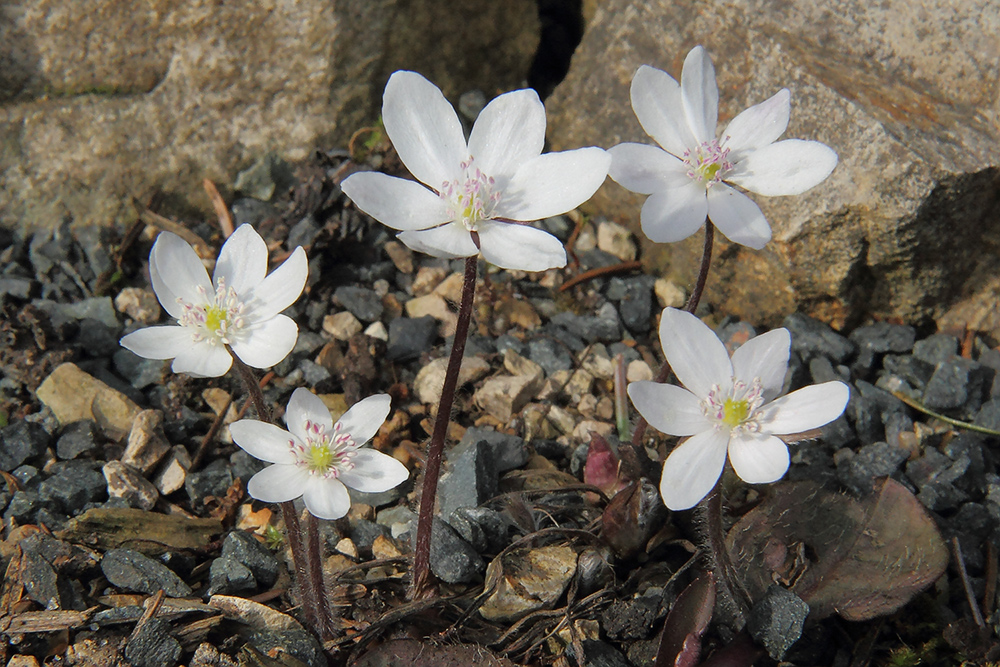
[701,481,751,623]
[410,255,478,599]
[229,353,271,423]
[307,513,334,638]
[281,501,320,632]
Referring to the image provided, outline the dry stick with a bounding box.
[953,536,987,630]
[411,254,479,600]
[229,353,324,635]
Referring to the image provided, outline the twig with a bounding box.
[558,260,643,292]
[203,179,235,238]
[890,391,1000,437]
[984,542,997,616]
[953,536,987,630]
[137,207,213,258]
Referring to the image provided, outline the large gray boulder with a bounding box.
[0,0,539,230]
[546,0,1000,334]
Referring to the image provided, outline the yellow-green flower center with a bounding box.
[697,161,723,182]
[305,443,335,473]
[203,305,228,334]
[722,398,750,427]
[439,156,501,232]
[291,419,358,479]
[683,139,733,187]
[177,278,247,345]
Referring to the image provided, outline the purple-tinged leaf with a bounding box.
[656,573,715,667]
[726,478,948,621]
[699,632,765,667]
[584,431,625,496]
[601,480,666,559]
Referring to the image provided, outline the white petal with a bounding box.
[337,393,392,446]
[659,429,730,511]
[230,314,298,369]
[630,65,697,158]
[659,307,733,398]
[721,89,790,158]
[247,464,309,503]
[149,232,212,318]
[627,381,712,436]
[607,143,691,195]
[171,343,232,377]
[468,89,545,179]
[639,182,708,244]
[730,328,790,400]
[302,477,352,520]
[726,139,838,196]
[247,246,308,321]
[228,420,298,464]
[342,172,452,231]
[397,224,478,259]
[706,184,772,250]
[285,387,334,443]
[119,326,193,360]
[728,433,790,484]
[477,222,566,272]
[680,46,719,144]
[214,224,267,295]
[757,381,850,434]
[497,148,610,221]
[382,71,467,188]
[338,450,410,493]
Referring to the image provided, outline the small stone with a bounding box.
[601,591,660,640]
[364,321,389,341]
[626,359,653,382]
[0,420,50,470]
[103,461,159,511]
[923,357,993,414]
[101,548,193,597]
[474,374,544,422]
[298,359,332,389]
[114,287,161,325]
[384,241,414,274]
[503,348,546,379]
[386,316,438,361]
[287,215,321,248]
[0,277,34,300]
[4,490,48,523]
[439,440,499,519]
[124,617,182,667]
[423,516,483,584]
[333,286,383,322]
[573,420,614,442]
[976,398,1000,431]
[39,463,106,514]
[405,293,457,335]
[480,545,577,622]
[654,278,686,308]
[323,311,363,340]
[913,334,959,365]
[411,266,448,295]
[837,441,908,495]
[783,313,857,364]
[113,349,167,390]
[221,530,279,589]
[122,410,171,475]
[596,220,637,261]
[433,272,465,304]
[248,629,326,667]
[452,427,529,472]
[230,449,265,483]
[607,276,655,333]
[566,640,632,667]
[335,538,359,558]
[528,337,574,375]
[153,446,192,496]
[372,534,403,560]
[208,556,257,596]
[564,368,595,403]
[580,344,614,380]
[36,363,141,441]
[747,585,810,660]
[185,459,234,507]
[414,356,491,405]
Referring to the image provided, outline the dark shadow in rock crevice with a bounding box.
[529,0,585,101]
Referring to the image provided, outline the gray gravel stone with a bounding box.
[747,585,810,660]
[528,337,574,374]
[451,427,529,472]
[783,313,857,364]
[976,399,1000,432]
[0,420,50,471]
[386,316,438,361]
[221,530,279,589]
[185,459,233,507]
[39,463,106,514]
[333,285,383,322]
[837,441,908,495]
[913,334,959,365]
[565,639,633,667]
[208,555,257,596]
[606,275,655,333]
[439,440,498,520]
[101,548,193,597]
[249,629,326,667]
[56,420,99,460]
[113,349,167,390]
[922,357,993,414]
[420,516,483,584]
[124,617,182,667]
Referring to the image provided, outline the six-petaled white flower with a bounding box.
[608,46,838,249]
[120,224,307,378]
[342,70,611,272]
[629,308,849,511]
[230,389,409,520]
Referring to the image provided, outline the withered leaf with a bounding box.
[656,572,715,667]
[726,478,947,621]
[350,639,516,667]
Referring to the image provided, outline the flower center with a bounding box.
[177,277,247,346]
[290,419,357,479]
[683,139,733,187]
[439,156,501,231]
[703,377,765,434]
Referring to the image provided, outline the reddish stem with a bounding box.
[410,255,479,599]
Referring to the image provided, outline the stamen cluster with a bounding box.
[702,377,764,435]
[439,156,501,231]
[291,419,358,479]
[683,139,733,186]
[177,277,247,346]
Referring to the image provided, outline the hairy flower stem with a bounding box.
[229,352,324,636]
[411,255,479,599]
[700,480,752,626]
[626,222,715,470]
[307,513,334,638]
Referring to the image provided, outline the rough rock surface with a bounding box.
[545,0,1000,333]
[0,0,540,230]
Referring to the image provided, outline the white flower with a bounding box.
[230,389,409,520]
[342,71,611,272]
[120,224,307,378]
[629,308,849,511]
[608,46,838,249]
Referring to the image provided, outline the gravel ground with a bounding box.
[1,150,999,666]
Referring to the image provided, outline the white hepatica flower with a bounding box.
[120,224,307,378]
[230,388,409,520]
[608,46,838,249]
[629,308,849,511]
[341,70,611,272]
